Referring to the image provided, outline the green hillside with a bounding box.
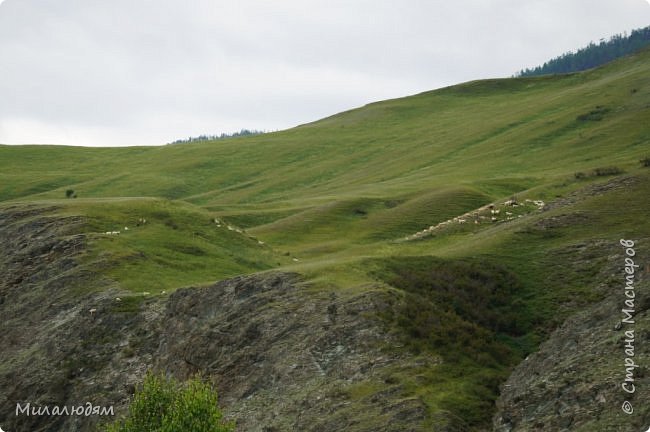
[1,47,649,430]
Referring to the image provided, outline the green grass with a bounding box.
[41,198,284,294]
[2,48,650,429]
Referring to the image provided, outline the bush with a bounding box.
[103,372,234,432]
[66,189,75,198]
[640,157,650,167]
[592,166,623,177]
[574,172,586,179]
[576,106,610,122]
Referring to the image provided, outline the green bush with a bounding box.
[103,372,234,432]
[640,157,650,167]
[592,166,623,176]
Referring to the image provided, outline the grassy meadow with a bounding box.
[1,47,649,429]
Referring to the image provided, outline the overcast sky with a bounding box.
[0,0,649,146]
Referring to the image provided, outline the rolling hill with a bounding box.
[0,47,649,431]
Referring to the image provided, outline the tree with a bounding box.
[515,25,650,77]
[103,372,234,432]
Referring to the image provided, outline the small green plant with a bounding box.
[574,172,586,179]
[103,372,234,432]
[640,157,650,167]
[66,189,75,198]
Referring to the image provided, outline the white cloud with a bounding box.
[0,0,649,146]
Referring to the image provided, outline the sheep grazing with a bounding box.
[115,297,122,302]
[505,211,513,216]
[292,258,299,262]
[491,217,498,222]
[258,240,265,245]
[458,219,467,224]
[89,308,97,317]
[124,226,129,231]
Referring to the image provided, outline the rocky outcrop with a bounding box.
[0,204,158,432]
[0,205,427,432]
[492,235,650,430]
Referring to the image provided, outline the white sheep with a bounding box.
[458,219,467,224]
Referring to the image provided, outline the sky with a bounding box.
[0,0,649,147]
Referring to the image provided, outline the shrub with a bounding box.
[592,166,623,176]
[103,372,234,432]
[640,157,650,167]
[66,189,75,198]
[574,172,586,179]
[576,106,610,122]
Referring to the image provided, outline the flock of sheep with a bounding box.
[103,218,147,236]
[403,198,546,241]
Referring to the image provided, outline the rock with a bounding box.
[0,205,430,432]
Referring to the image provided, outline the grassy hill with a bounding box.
[1,47,649,430]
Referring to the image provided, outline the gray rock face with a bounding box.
[492,241,650,431]
[157,274,427,432]
[0,205,427,432]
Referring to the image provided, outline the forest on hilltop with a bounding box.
[517,25,650,77]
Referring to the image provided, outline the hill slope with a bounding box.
[0,48,649,431]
